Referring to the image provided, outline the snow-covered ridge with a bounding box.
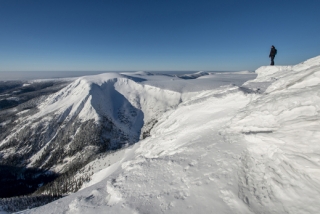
[243,55,320,93]
[225,55,320,213]
[0,72,186,173]
[13,56,320,213]
[0,69,254,174]
[35,72,182,130]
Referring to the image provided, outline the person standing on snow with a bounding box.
[269,45,277,65]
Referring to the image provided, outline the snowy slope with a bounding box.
[226,56,320,213]
[0,73,182,172]
[23,85,253,214]
[21,56,320,214]
[0,71,253,174]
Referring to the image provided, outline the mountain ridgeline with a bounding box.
[0,73,182,198]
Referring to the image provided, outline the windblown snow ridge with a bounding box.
[226,55,320,213]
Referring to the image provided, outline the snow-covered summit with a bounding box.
[243,55,320,93]
[35,73,139,125]
[32,72,183,131]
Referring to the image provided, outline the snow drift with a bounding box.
[226,56,320,213]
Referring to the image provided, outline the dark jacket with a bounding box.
[269,47,277,57]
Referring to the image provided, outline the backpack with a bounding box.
[275,48,277,55]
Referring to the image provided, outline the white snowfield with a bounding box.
[24,56,320,214]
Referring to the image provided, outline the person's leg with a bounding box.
[271,56,275,65]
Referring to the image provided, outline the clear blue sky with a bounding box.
[1,0,320,73]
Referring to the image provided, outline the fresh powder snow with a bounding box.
[20,56,320,214]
